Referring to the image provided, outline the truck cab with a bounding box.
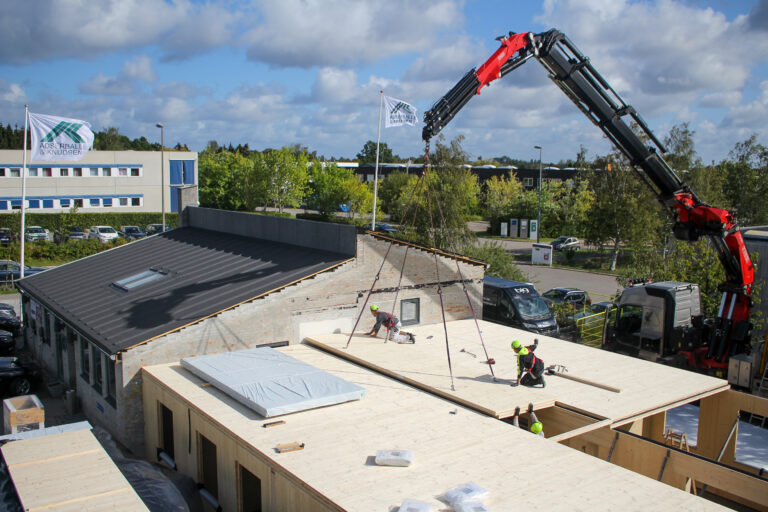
[483,276,558,336]
[603,281,705,362]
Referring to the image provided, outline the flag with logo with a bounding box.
[28,112,94,161]
[383,95,418,128]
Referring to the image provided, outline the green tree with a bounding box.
[94,127,131,150]
[356,141,397,164]
[198,150,253,210]
[377,170,418,221]
[309,162,353,218]
[461,241,526,281]
[255,147,308,213]
[721,135,768,226]
[584,154,663,270]
[483,175,522,232]
[406,136,479,250]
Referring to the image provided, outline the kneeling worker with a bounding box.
[511,339,545,387]
[365,304,415,343]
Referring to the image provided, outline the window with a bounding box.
[89,168,98,177]
[401,298,420,326]
[73,168,82,176]
[238,464,262,512]
[29,168,38,177]
[60,199,71,208]
[0,169,5,177]
[102,168,112,177]
[43,168,52,177]
[41,310,50,344]
[198,434,218,498]
[80,339,90,382]
[131,197,141,206]
[89,198,100,207]
[60,168,69,177]
[92,349,103,392]
[43,199,53,209]
[0,201,7,210]
[106,360,116,406]
[119,198,128,206]
[523,177,534,187]
[10,168,20,177]
[159,403,174,460]
[118,167,127,176]
[103,198,113,207]
[11,200,21,210]
[28,199,40,209]
[113,269,168,291]
[131,168,140,176]
[73,199,83,208]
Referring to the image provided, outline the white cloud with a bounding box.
[241,0,462,68]
[122,56,158,83]
[699,91,742,108]
[79,73,135,96]
[0,81,27,104]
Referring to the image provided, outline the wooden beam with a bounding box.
[549,419,612,442]
[552,370,621,393]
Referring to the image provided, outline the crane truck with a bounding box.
[422,29,758,386]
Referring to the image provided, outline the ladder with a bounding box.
[746,361,768,428]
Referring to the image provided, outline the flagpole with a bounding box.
[20,105,28,280]
[371,90,383,231]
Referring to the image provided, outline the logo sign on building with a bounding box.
[383,95,418,127]
[28,112,94,161]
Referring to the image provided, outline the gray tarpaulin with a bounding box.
[180,347,366,417]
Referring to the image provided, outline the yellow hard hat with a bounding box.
[530,421,543,435]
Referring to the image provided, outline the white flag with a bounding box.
[28,112,94,161]
[383,95,418,128]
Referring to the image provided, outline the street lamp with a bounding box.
[534,145,542,243]
[156,123,165,232]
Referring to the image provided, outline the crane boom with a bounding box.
[423,29,754,366]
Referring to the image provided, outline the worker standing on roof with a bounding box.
[365,304,415,343]
[512,403,545,437]
[511,339,545,387]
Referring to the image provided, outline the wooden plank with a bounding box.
[1,429,148,512]
[549,419,613,442]
[306,319,731,427]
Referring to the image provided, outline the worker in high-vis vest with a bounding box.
[511,339,546,387]
[512,403,545,437]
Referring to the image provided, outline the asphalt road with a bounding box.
[518,263,623,302]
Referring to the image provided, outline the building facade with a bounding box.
[0,149,197,213]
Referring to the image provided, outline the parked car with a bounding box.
[483,276,559,336]
[0,228,13,246]
[88,225,119,243]
[374,223,398,234]
[551,236,580,251]
[24,226,49,242]
[54,226,87,243]
[0,310,20,337]
[542,287,592,309]
[119,225,147,240]
[0,356,41,396]
[0,330,14,354]
[0,303,16,316]
[146,224,171,236]
[0,260,46,282]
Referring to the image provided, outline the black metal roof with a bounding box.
[17,227,353,354]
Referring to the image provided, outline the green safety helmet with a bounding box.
[370,304,379,312]
[530,421,543,435]
[511,340,522,350]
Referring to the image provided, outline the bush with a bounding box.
[0,238,128,265]
[460,241,526,281]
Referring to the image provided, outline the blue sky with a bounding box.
[1,0,767,165]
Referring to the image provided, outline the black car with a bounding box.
[119,225,148,240]
[542,287,592,308]
[0,228,12,246]
[0,357,40,396]
[0,330,14,354]
[0,310,20,337]
[54,226,87,243]
[0,260,46,282]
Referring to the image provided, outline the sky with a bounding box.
[1,0,767,165]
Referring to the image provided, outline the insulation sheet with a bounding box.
[180,347,366,417]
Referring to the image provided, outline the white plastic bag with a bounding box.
[397,499,431,512]
[454,500,491,512]
[375,449,414,467]
[440,482,489,506]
